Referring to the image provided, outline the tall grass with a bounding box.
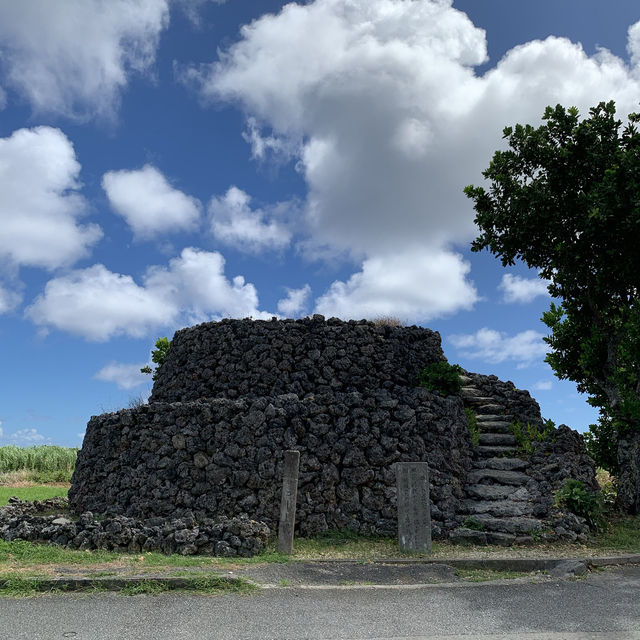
[0,446,78,482]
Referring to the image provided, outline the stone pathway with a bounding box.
[450,375,546,546]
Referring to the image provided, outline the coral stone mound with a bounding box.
[63,316,598,550]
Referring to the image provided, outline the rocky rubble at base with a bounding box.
[0,497,270,557]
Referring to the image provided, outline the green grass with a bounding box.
[0,446,77,474]
[120,579,170,596]
[0,486,68,506]
[118,576,256,596]
[0,576,59,598]
[0,539,120,565]
[592,516,640,552]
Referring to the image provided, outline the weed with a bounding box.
[510,419,556,456]
[465,408,480,446]
[279,578,290,587]
[461,516,484,531]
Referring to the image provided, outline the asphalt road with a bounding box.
[1,566,639,640]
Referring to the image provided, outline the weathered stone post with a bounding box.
[278,449,300,554]
[396,462,432,553]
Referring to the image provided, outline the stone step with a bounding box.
[476,445,518,457]
[465,484,531,501]
[460,386,482,397]
[466,468,530,486]
[463,396,495,405]
[458,375,473,385]
[476,421,513,434]
[478,433,516,446]
[475,404,506,415]
[472,457,528,472]
[449,529,519,547]
[471,514,544,535]
[475,414,513,423]
[460,499,534,518]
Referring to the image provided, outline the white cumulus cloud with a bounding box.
[0,285,22,314]
[314,248,478,323]
[499,274,550,304]
[102,165,201,238]
[0,0,169,121]
[532,380,553,391]
[277,284,311,317]
[449,327,548,368]
[94,361,151,390]
[208,186,292,253]
[26,247,271,341]
[2,428,50,445]
[0,127,102,270]
[183,1,640,322]
[628,21,640,69]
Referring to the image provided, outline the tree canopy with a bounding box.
[465,101,640,513]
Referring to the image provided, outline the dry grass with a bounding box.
[0,470,70,488]
[372,315,405,327]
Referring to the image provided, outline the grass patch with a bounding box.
[455,568,533,582]
[0,486,68,506]
[292,532,404,559]
[0,539,120,565]
[591,515,640,552]
[0,576,60,598]
[119,576,256,596]
[120,579,170,596]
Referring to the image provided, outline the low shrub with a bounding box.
[595,468,617,508]
[555,478,605,530]
[417,361,463,396]
[462,516,484,531]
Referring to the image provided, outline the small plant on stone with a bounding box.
[417,361,463,396]
[462,516,484,531]
[510,418,556,456]
[554,478,605,530]
[465,408,480,447]
[140,337,171,380]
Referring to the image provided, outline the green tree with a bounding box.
[465,101,640,514]
[140,337,171,380]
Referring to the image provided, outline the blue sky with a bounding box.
[1,0,639,447]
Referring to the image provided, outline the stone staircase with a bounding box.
[450,375,546,546]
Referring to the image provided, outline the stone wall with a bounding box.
[68,317,599,546]
[69,388,471,537]
[150,316,444,403]
[1,497,269,557]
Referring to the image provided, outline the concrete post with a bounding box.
[278,449,300,554]
[396,462,432,553]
